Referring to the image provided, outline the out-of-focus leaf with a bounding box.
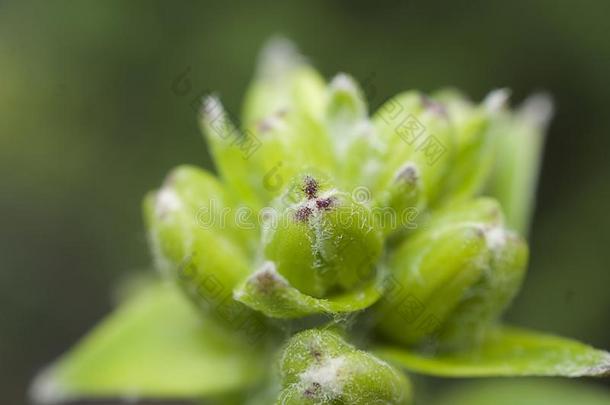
[374,325,610,377]
[30,282,267,403]
[434,379,610,405]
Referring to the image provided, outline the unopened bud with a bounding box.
[277,329,412,404]
[434,90,494,201]
[376,199,528,350]
[374,161,424,235]
[372,92,454,205]
[143,166,252,317]
[264,174,383,298]
[376,222,491,347]
[439,227,528,349]
[486,93,553,234]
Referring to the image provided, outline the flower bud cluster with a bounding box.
[144,39,552,403]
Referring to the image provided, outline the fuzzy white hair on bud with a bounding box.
[240,260,290,296]
[520,93,554,131]
[330,73,358,94]
[484,88,511,112]
[299,355,346,400]
[257,37,304,80]
[395,162,419,184]
[257,109,288,133]
[484,226,507,251]
[200,95,223,122]
[155,188,182,218]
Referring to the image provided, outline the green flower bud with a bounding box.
[373,161,424,236]
[264,174,383,298]
[277,329,412,404]
[372,91,454,206]
[224,38,336,203]
[324,73,378,188]
[439,228,528,349]
[326,74,366,125]
[143,166,254,321]
[376,198,529,350]
[421,197,504,231]
[199,96,264,210]
[434,89,495,201]
[242,37,327,127]
[486,93,553,234]
[245,103,335,203]
[376,222,491,347]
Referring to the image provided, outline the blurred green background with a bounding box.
[1,1,609,404]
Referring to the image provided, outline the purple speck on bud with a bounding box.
[303,382,322,398]
[295,206,313,222]
[303,176,319,199]
[421,95,447,117]
[395,163,419,185]
[256,108,289,133]
[315,197,334,210]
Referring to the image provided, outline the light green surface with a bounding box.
[32,282,266,402]
[434,379,610,405]
[375,325,610,377]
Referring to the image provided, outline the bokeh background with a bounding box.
[1,1,609,404]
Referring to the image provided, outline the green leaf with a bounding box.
[234,261,382,318]
[374,325,610,377]
[433,379,610,405]
[30,282,267,403]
